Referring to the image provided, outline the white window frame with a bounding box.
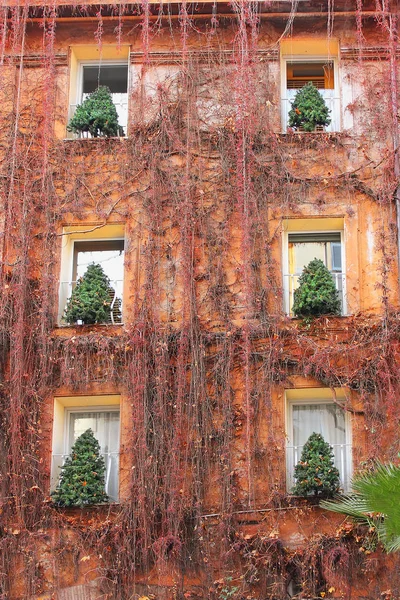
[69,58,129,138]
[285,393,352,493]
[51,396,121,502]
[58,225,125,325]
[281,55,341,132]
[282,228,347,316]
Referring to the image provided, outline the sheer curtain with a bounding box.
[292,403,346,447]
[289,402,350,489]
[68,411,120,501]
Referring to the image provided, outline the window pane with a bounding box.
[286,233,344,315]
[331,242,342,271]
[73,241,124,282]
[288,234,342,275]
[68,410,120,501]
[286,61,334,89]
[82,65,128,94]
[289,241,327,274]
[289,401,350,491]
[292,403,346,447]
[291,63,326,78]
[68,411,120,453]
[75,249,124,281]
[288,232,341,243]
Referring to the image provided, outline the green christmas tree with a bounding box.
[288,82,331,132]
[67,86,123,138]
[64,262,116,325]
[292,258,341,318]
[292,432,340,498]
[51,429,108,507]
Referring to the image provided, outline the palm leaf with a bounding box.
[321,462,400,553]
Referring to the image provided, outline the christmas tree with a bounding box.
[288,82,331,132]
[51,429,108,507]
[67,86,123,138]
[64,262,115,325]
[292,258,341,318]
[292,432,340,498]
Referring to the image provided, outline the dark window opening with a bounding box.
[82,65,128,94]
[286,61,334,89]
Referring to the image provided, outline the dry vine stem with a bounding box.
[0,1,400,599]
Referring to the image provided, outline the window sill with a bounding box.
[57,322,124,326]
[285,493,348,503]
[63,136,128,141]
[52,324,124,337]
[277,131,344,139]
[287,314,349,319]
[51,502,120,518]
[280,315,354,336]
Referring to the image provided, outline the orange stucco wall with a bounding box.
[1,4,400,599]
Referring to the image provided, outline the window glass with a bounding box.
[73,240,124,282]
[331,242,342,271]
[58,235,125,325]
[68,410,120,454]
[288,232,342,274]
[74,62,129,137]
[70,240,124,324]
[292,403,346,448]
[285,231,344,315]
[82,65,128,94]
[286,61,334,89]
[287,400,351,491]
[68,410,120,501]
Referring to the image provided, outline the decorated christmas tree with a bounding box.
[51,429,108,507]
[64,262,115,325]
[67,85,123,138]
[292,432,340,498]
[288,82,331,132]
[292,258,341,318]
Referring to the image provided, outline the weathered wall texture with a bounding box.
[1,2,400,599]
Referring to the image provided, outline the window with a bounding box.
[51,396,120,502]
[68,47,129,138]
[281,39,340,132]
[57,585,98,600]
[282,218,346,316]
[286,389,352,493]
[58,225,125,325]
[71,239,124,324]
[287,578,302,599]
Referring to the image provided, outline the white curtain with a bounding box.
[289,402,349,488]
[68,411,120,501]
[292,403,346,447]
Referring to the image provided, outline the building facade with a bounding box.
[1,1,400,598]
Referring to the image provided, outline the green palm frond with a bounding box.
[321,462,400,553]
[321,495,371,522]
